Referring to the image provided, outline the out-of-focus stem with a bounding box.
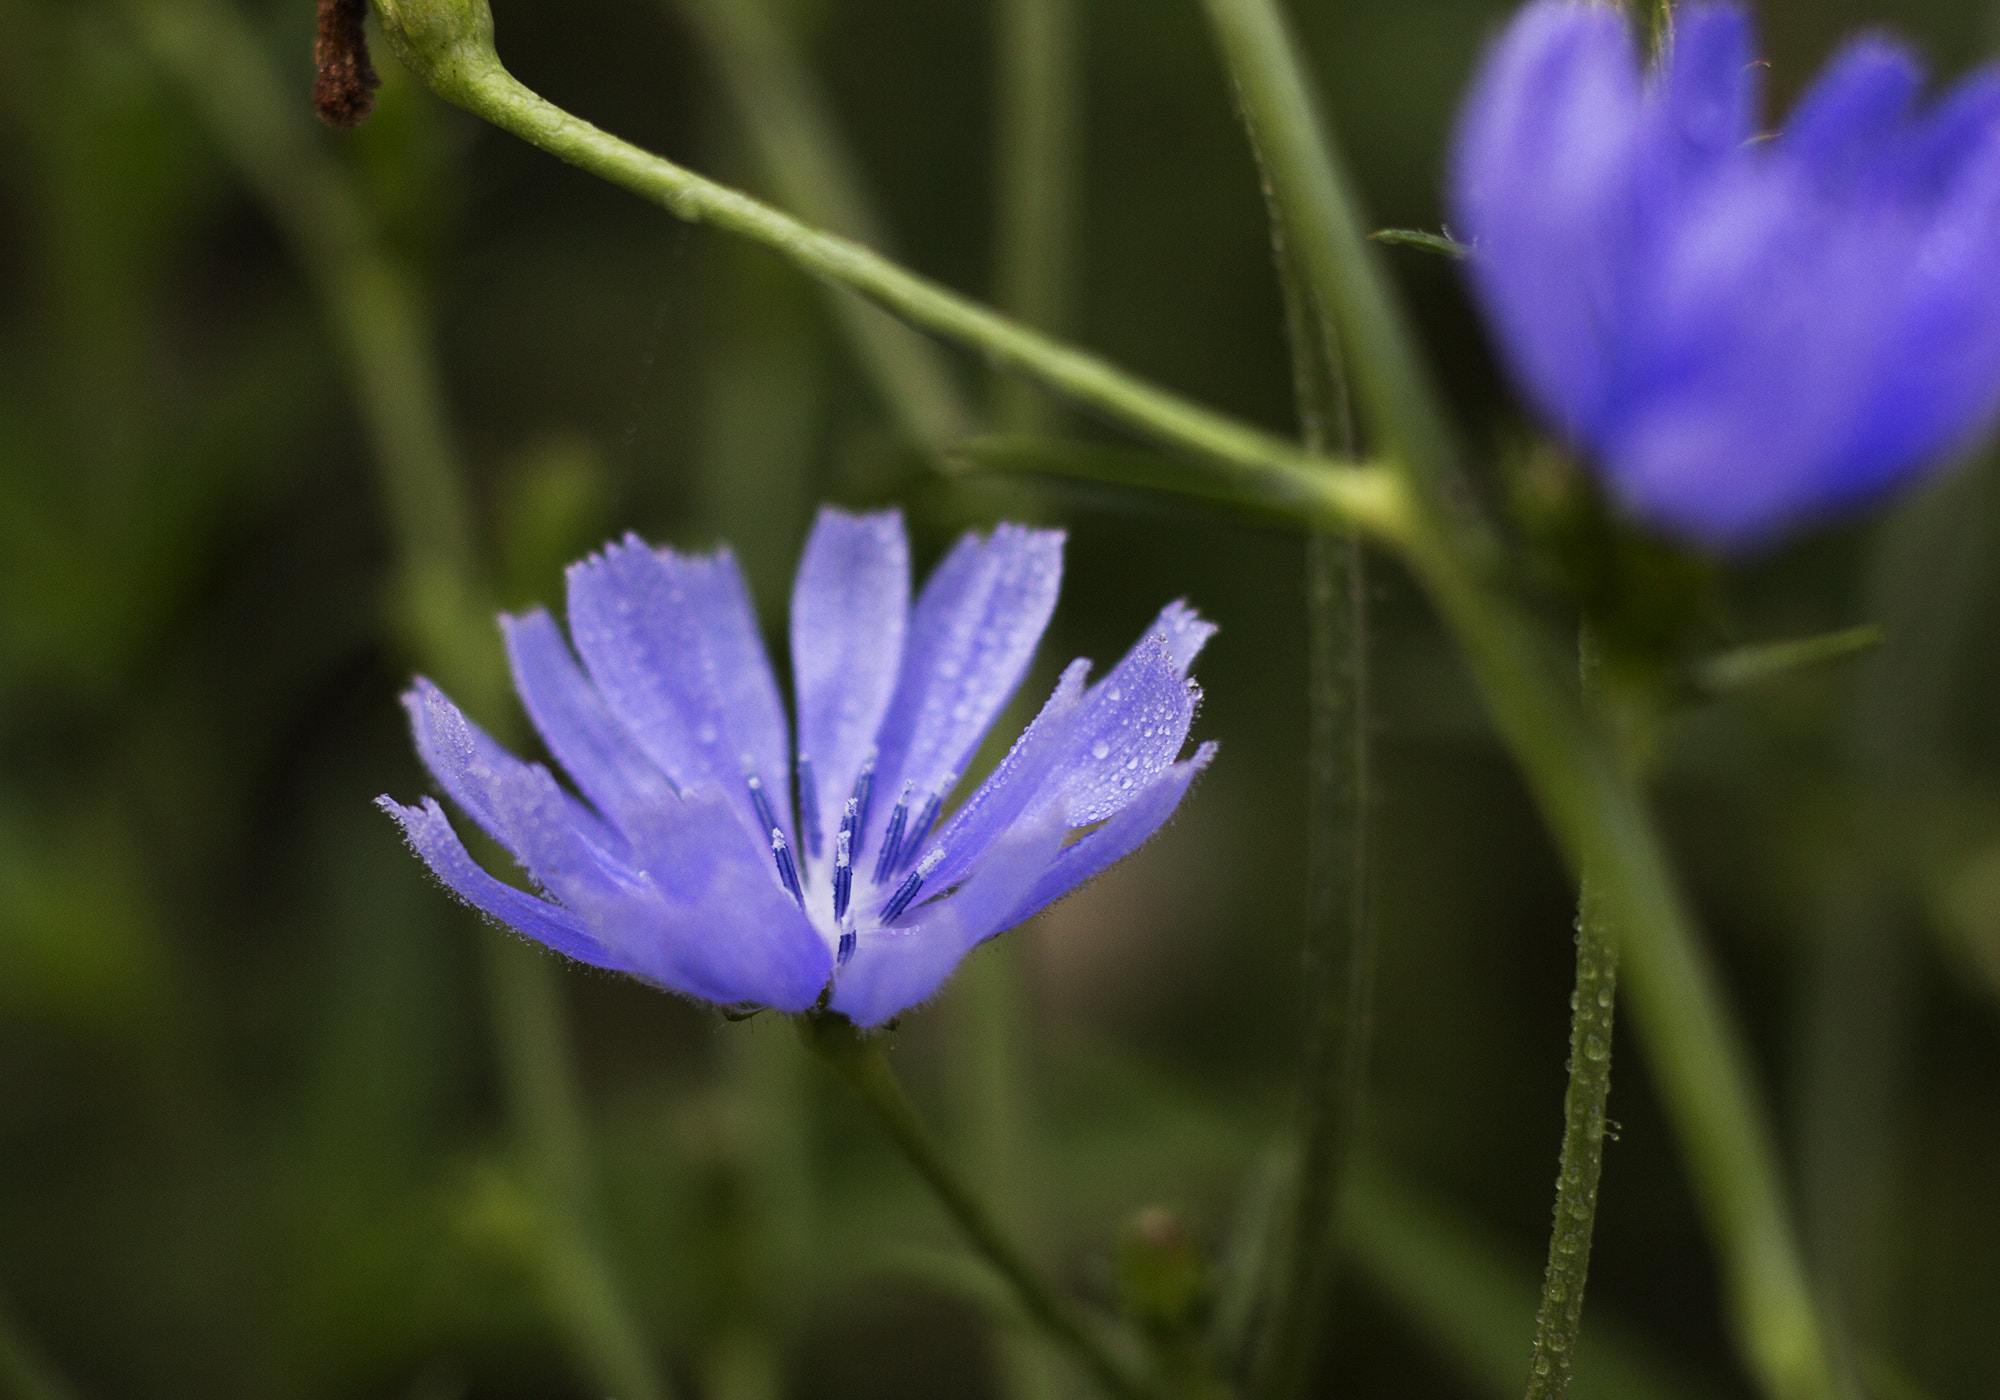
[671,0,972,448]
[0,1290,82,1400]
[992,0,1080,433]
[805,1017,1153,1400]
[126,6,670,1396]
[486,937,671,1400]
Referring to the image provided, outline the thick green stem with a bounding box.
[127,6,670,1395]
[804,1017,1153,1400]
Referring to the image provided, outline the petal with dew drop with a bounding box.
[565,537,785,845]
[1007,742,1216,928]
[864,524,1063,863]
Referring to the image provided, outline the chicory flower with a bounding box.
[1452,1,2000,548]
[379,509,1215,1027]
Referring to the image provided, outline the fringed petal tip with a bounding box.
[375,794,627,972]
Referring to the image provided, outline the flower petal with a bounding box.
[789,507,910,867]
[1006,741,1216,927]
[592,783,834,1010]
[664,546,793,831]
[1452,0,1645,441]
[402,677,621,863]
[1651,2,1758,172]
[502,607,677,836]
[863,524,1064,863]
[378,796,628,971]
[1779,34,1922,191]
[829,807,1069,1027]
[565,536,788,846]
[918,659,1091,892]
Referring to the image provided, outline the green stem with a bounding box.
[804,1017,1153,1400]
[487,938,672,1400]
[992,0,1081,433]
[1243,67,1373,1400]
[1524,732,1619,1400]
[670,0,973,447]
[366,0,1402,539]
[1196,4,1846,1397]
[127,6,671,1395]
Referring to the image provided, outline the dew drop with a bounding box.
[1090,740,1110,760]
[697,722,719,745]
[1584,1035,1608,1062]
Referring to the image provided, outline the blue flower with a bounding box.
[379,509,1216,1027]
[1451,1,2000,548]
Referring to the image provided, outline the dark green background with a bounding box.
[2,0,1997,1395]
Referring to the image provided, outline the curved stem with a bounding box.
[804,1017,1153,1400]
[366,0,1402,539]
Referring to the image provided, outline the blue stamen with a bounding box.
[746,772,780,841]
[837,930,856,967]
[898,783,949,874]
[873,782,913,886]
[771,828,803,906]
[879,848,944,924]
[797,755,821,859]
[848,752,876,862]
[832,819,854,923]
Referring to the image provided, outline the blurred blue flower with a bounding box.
[380,509,1215,1026]
[1452,0,2000,548]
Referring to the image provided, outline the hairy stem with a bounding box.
[1241,68,1373,1400]
[804,1018,1153,1400]
[1524,867,1620,1400]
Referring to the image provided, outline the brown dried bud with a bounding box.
[313,0,381,129]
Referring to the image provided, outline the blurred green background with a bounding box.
[3,0,1999,1396]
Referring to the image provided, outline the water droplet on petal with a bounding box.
[1090,741,1110,760]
